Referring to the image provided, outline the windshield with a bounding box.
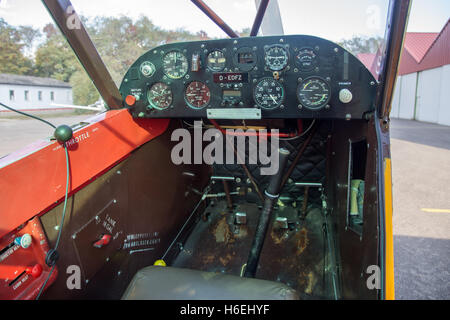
[66,0,390,87]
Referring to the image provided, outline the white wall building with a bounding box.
[359,20,450,126]
[0,74,73,112]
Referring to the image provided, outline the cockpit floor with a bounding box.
[172,199,327,298]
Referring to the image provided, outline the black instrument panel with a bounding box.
[119,35,377,120]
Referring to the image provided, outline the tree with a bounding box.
[70,69,99,106]
[0,18,33,75]
[34,24,78,82]
[338,36,383,55]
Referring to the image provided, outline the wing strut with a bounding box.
[250,0,270,36]
[41,0,123,109]
[190,0,239,38]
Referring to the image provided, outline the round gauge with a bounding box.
[207,50,226,71]
[265,45,289,71]
[254,78,284,110]
[140,61,156,78]
[297,77,331,110]
[234,47,257,72]
[147,82,172,110]
[296,48,317,71]
[163,51,188,79]
[185,81,211,109]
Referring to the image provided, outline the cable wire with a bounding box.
[0,101,70,300]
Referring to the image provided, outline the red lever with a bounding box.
[93,235,112,248]
[26,264,43,278]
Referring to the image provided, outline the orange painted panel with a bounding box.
[0,110,169,238]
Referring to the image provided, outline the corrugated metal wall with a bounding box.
[392,65,450,126]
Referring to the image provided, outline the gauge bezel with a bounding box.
[207,49,227,72]
[264,44,289,71]
[233,46,257,72]
[253,77,285,110]
[140,61,156,78]
[184,81,211,110]
[162,50,189,80]
[297,76,331,111]
[295,47,318,72]
[147,82,173,110]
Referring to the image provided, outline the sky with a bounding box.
[0,0,449,42]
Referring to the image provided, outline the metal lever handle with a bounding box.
[244,148,290,278]
[93,235,111,249]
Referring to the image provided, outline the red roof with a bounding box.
[403,32,439,63]
[358,19,450,76]
[357,53,376,69]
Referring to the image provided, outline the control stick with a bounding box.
[244,148,290,278]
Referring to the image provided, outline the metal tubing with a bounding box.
[191,0,239,38]
[41,0,123,109]
[250,0,270,36]
[244,148,290,278]
[280,124,318,190]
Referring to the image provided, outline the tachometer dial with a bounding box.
[297,77,331,110]
[163,51,188,79]
[147,82,172,110]
[185,81,211,109]
[265,45,289,71]
[296,48,317,71]
[254,78,284,110]
[207,50,226,71]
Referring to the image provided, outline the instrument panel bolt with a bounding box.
[236,177,242,183]
[334,48,339,52]
[113,199,117,204]
[325,105,331,110]
[298,104,303,109]
[233,40,238,44]
[345,114,352,121]
[72,234,77,239]
[279,38,284,43]
[370,81,376,86]
[280,105,285,109]
[117,271,122,276]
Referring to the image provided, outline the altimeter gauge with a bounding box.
[163,51,189,79]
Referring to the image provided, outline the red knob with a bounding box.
[125,95,136,106]
[26,264,43,278]
[93,234,112,248]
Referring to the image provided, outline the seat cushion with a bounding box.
[122,266,299,300]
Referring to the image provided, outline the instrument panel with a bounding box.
[120,35,377,120]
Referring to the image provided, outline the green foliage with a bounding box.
[0,16,211,105]
[70,69,100,106]
[0,18,33,75]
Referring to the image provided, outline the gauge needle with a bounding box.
[270,94,277,103]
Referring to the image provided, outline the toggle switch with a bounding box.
[14,233,32,249]
[26,264,43,278]
[93,234,112,249]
